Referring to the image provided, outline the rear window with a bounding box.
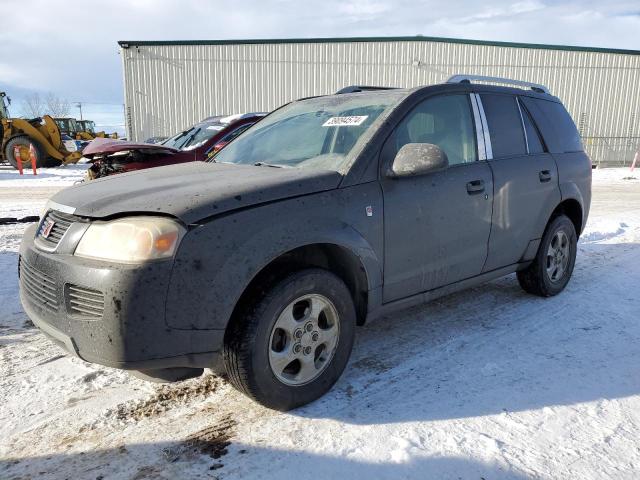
[533,100,583,153]
[480,94,527,158]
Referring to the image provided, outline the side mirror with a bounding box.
[387,143,449,178]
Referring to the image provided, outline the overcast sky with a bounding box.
[1,0,638,133]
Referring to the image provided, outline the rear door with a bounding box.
[479,93,561,271]
[380,93,494,302]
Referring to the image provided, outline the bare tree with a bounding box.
[20,92,71,118]
[45,93,70,117]
[21,93,45,118]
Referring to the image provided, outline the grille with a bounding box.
[19,257,58,313]
[67,284,104,319]
[37,210,77,249]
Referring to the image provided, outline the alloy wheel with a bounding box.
[268,294,340,386]
[546,230,570,282]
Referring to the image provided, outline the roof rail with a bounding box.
[336,85,397,94]
[446,74,550,94]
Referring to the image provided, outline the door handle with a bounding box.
[539,170,552,182]
[466,180,485,194]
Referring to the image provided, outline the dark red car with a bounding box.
[84,112,267,179]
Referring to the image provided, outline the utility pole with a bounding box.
[76,102,83,120]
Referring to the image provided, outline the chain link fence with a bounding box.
[583,137,640,168]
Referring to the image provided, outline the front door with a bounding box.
[380,94,494,303]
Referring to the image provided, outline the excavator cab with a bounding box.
[76,120,103,140]
[77,120,119,140]
[54,117,80,136]
[77,120,96,135]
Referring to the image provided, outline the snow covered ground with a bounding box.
[0,163,88,188]
[0,167,639,479]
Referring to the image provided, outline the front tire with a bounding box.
[223,269,356,410]
[4,136,60,169]
[517,214,577,297]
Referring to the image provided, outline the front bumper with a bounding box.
[19,224,224,370]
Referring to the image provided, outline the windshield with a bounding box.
[80,121,95,133]
[162,122,227,150]
[56,119,78,133]
[212,91,405,172]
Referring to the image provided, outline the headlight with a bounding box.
[75,216,185,263]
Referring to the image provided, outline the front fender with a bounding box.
[165,185,383,330]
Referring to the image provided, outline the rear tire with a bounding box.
[4,136,60,169]
[223,268,356,410]
[517,214,577,297]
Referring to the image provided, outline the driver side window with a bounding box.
[391,95,478,166]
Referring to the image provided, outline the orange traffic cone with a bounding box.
[13,146,23,175]
[28,144,37,175]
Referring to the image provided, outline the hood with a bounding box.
[82,137,179,157]
[50,161,342,224]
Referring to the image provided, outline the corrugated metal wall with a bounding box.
[121,39,640,165]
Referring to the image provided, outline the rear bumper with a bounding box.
[19,224,224,371]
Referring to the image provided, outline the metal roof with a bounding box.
[118,35,640,56]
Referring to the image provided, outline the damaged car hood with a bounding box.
[82,137,179,157]
[50,162,342,223]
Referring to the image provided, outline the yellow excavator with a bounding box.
[76,120,118,140]
[53,118,119,141]
[0,92,82,169]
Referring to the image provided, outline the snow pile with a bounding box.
[580,221,628,243]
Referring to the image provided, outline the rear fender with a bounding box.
[555,151,592,235]
[558,181,586,233]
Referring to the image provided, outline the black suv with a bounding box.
[19,75,591,410]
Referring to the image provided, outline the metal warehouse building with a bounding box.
[119,36,640,166]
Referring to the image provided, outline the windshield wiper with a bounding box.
[162,129,189,147]
[180,128,201,150]
[254,162,282,168]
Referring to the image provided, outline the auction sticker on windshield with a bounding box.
[322,116,368,127]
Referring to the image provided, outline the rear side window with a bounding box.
[533,100,583,152]
[480,94,527,158]
[519,101,545,154]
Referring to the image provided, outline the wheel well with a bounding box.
[230,244,370,328]
[551,199,583,236]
